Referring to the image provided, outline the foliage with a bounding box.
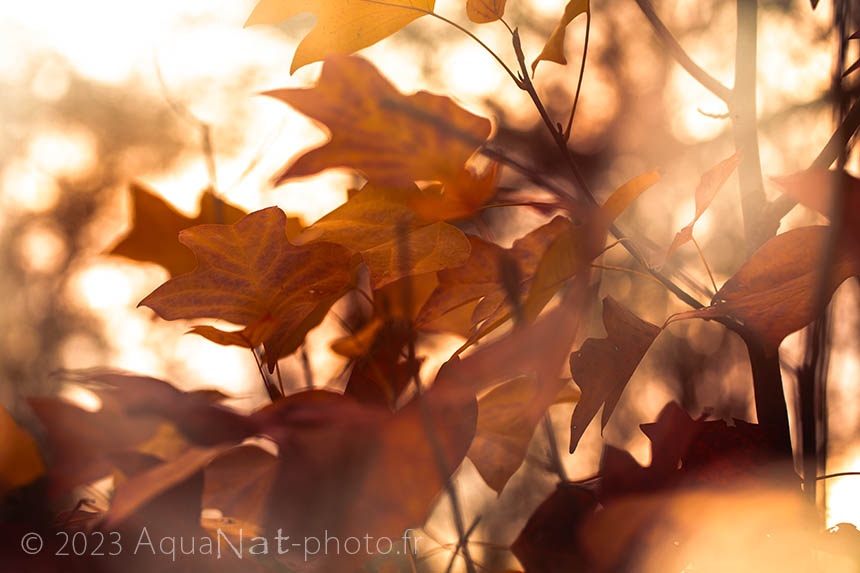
[2,0,860,571]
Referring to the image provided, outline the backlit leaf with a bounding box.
[265,55,492,187]
[0,405,44,496]
[655,151,741,268]
[531,0,589,76]
[245,0,435,73]
[668,226,860,353]
[568,297,661,454]
[467,0,507,23]
[139,207,352,371]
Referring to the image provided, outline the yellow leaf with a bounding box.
[467,0,507,23]
[245,0,435,73]
[531,0,589,76]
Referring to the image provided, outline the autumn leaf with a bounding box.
[668,226,860,354]
[0,405,44,496]
[139,207,352,371]
[654,150,742,268]
[409,163,500,222]
[522,169,660,321]
[531,0,589,76]
[467,0,507,23]
[568,297,661,453]
[203,445,279,530]
[295,185,470,288]
[109,182,250,277]
[468,377,580,493]
[772,168,860,255]
[245,0,434,73]
[416,216,571,335]
[265,55,492,187]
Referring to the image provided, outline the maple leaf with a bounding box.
[295,185,470,288]
[108,182,254,277]
[408,163,500,222]
[468,377,580,493]
[568,297,661,453]
[245,0,435,73]
[654,150,742,268]
[416,216,571,335]
[467,0,507,23]
[531,0,589,76]
[139,207,353,371]
[668,226,860,354]
[265,55,492,187]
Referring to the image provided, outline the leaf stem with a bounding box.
[690,236,718,294]
[563,8,591,141]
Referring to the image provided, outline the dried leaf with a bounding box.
[245,0,435,73]
[468,378,580,493]
[265,55,491,187]
[409,163,500,221]
[467,0,507,23]
[295,185,470,288]
[108,182,250,277]
[568,297,661,453]
[531,0,589,75]
[668,226,860,353]
[139,207,352,371]
[655,151,741,268]
[203,445,279,529]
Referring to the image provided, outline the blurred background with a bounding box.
[1,0,858,568]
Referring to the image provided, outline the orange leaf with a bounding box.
[0,405,44,496]
[468,378,580,493]
[668,226,860,353]
[531,0,589,76]
[655,151,741,268]
[265,55,492,187]
[568,297,661,453]
[245,0,435,73]
[467,0,507,23]
[409,163,500,221]
[108,182,251,277]
[295,185,470,288]
[139,207,352,371]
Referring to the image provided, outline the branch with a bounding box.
[633,0,733,104]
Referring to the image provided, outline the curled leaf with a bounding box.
[531,0,589,76]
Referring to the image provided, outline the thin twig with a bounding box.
[816,472,860,481]
[690,236,718,293]
[564,8,591,141]
[632,0,733,103]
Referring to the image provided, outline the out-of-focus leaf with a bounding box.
[409,163,500,221]
[668,226,860,353]
[467,0,507,23]
[655,151,741,268]
[108,182,253,277]
[468,378,580,493]
[568,297,661,453]
[296,186,470,288]
[523,170,659,321]
[203,445,279,529]
[531,0,589,75]
[245,0,435,73]
[139,207,352,371]
[265,55,491,187]
[511,483,598,571]
[0,405,44,496]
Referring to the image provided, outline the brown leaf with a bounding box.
[108,182,251,277]
[568,297,661,453]
[409,163,500,221]
[139,207,352,371]
[0,405,44,496]
[265,55,492,187]
[203,445,279,529]
[467,0,507,24]
[531,0,589,76]
[468,378,580,493]
[655,150,741,268]
[295,185,470,288]
[245,0,435,73]
[668,226,860,353]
